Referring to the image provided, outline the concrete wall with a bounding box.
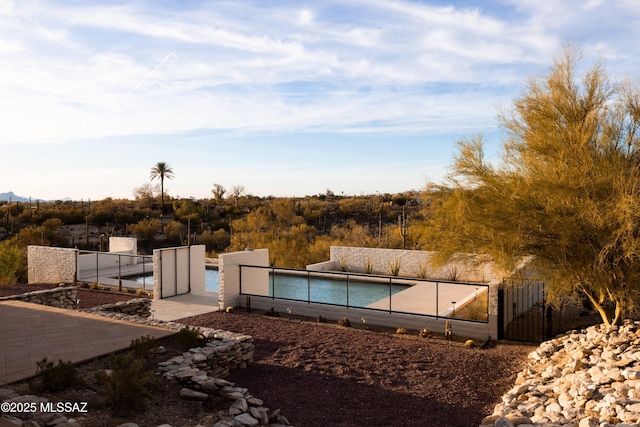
[108,237,138,264]
[328,246,505,283]
[153,245,206,299]
[219,249,269,309]
[28,246,77,284]
[240,296,490,341]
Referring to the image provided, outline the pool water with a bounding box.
[271,274,410,308]
[129,268,219,292]
[128,269,408,308]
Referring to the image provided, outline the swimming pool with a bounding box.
[270,273,410,308]
[126,268,407,308]
[127,267,220,292]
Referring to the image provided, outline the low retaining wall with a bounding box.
[89,309,255,379]
[0,287,78,309]
[158,328,254,379]
[85,298,152,318]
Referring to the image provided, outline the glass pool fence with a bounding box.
[238,265,489,322]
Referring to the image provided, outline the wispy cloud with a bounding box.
[0,0,638,146]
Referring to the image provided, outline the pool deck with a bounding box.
[151,292,221,321]
[366,281,485,316]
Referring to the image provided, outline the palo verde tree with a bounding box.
[421,47,640,327]
[150,162,174,215]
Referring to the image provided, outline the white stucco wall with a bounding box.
[153,245,206,299]
[219,249,269,309]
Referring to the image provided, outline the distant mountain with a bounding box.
[0,191,68,203]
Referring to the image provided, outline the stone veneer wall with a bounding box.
[0,286,78,309]
[27,246,77,285]
[326,246,505,282]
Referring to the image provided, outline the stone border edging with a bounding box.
[0,286,78,309]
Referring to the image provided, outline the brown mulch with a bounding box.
[181,311,534,427]
[1,284,534,427]
[0,283,139,308]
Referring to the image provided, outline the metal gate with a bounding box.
[498,278,550,343]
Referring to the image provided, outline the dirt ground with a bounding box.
[2,284,534,427]
[182,311,533,427]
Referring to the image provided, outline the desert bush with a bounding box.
[176,325,205,350]
[31,358,78,393]
[337,255,349,272]
[96,352,155,416]
[389,258,401,276]
[364,257,373,274]
[395,327,408,335]
[0,241,23,285]
[338,317,351,327]
[460,293,489,321]
[130,335,157,358]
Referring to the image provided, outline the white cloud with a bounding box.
[0,0,638,147]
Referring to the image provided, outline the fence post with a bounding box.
[497,287,505,340]
[307,271,310,303]
[388,277,392,313]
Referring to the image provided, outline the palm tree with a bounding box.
[149,162,174,215]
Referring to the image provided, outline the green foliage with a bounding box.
[32,358,78,393]
[130,218,162,244]
[129,335,157,358]
[96,352,155,416]
[389,258,401,276]
[0,241,23,285]
[200,228,231,253]
[150,161,175,215]
[176,326,205,350]
[364,257,373,274]
[421,47,640,326]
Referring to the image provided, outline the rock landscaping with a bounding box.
[483,320,640,427]
[0,286,78,309]
[0,321,291,427]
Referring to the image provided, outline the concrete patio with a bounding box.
[0,300,176,386]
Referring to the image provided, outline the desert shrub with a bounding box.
[130,335,158,358]
[337,255,349,272]
[389,258,401,276]
[338,317,351,327]
[31,358,78,392]
[0,241,23,285]
[419,328,431,339]
[89,281,99,290]
[395,327,408,335]
[458,293,489,321]
[176,326,205,350]
[96,352,155,416]
[364,257,373,274]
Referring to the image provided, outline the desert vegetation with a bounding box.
[0,186,422,284]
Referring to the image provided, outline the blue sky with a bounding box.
[1,0,639,201]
